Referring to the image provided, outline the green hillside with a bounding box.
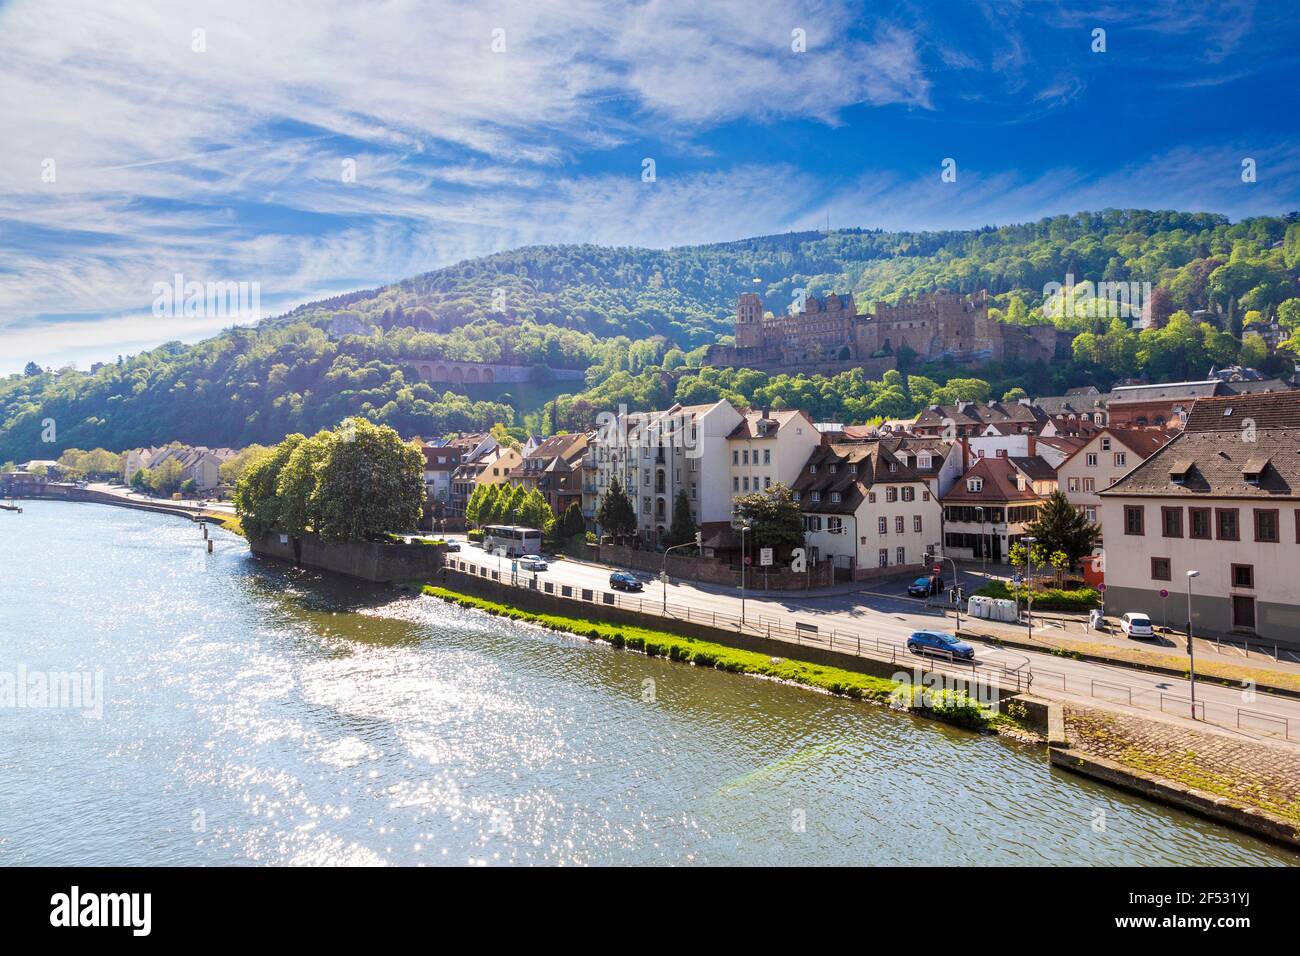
[3,209,1299,461]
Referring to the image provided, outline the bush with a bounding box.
[973,580,1100,611]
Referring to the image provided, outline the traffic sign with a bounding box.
[932,564,941,575]
[744,555,752,565]
[1159,588,1169,599]
[760,547,773,567]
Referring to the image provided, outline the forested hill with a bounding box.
[3,209,1299,461]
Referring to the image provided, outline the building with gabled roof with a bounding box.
[1098,391,1300,644]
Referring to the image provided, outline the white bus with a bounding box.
[481,525,543,557]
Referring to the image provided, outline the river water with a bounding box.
[0,500,1294,866]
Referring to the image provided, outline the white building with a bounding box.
[1098,392,1300,644]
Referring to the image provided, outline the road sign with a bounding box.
[744,555,752,565]
[659,571,668,584]
[932,564,941,575]
[1097,582,1106,592]
[1159,588,1169,599]
[760,547,773,567]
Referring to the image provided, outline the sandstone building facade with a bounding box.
[709,290,1073,374]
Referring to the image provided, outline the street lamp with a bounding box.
[1023,535,1037,641]
[1187,569,1200,719]
[661,533,699,616]
[733,512,752,629]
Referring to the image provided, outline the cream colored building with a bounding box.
[726,408,821,498]
[1056,428,1170,524]
[1099,392,1300,645]
[791,439,943,580]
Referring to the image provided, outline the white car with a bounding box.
[518,555,548,572]
[1119,612,1154,639]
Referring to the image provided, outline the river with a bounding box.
[0,500,1294,865]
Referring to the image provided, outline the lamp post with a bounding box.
[661,538,696,616]
[1187,569,1200,719]
[734,513,752,629]
[1023,535,1037,641]
[975,506,987,580]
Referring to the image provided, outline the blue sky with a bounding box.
[1,0,1298,374]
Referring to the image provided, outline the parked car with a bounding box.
[906,630,975,661]
[444,542,461,553]
[907,575,944,598]
[518,555,547,572]
[609,570,643,592]
[1119,612,1154,639]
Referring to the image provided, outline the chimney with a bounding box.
[960,436,970,472]
[762,406,770,420]
[1027,435,1036,457]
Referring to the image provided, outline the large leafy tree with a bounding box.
[313,418,425,542]
[595,475,636,542]
[233,434,306,538]
[275,431,336,536]
[1024,490,1101,570]
[732,483,804,554]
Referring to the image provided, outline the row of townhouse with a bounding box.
[122,445,236,491]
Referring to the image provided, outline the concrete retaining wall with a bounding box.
[1050,747,1300,850]
[251,532,445,583]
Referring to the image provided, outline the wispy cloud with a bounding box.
[0,0,1296,373]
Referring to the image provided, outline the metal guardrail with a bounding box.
[445,556,1300,741]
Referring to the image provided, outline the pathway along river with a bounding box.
[1,500,1295,865]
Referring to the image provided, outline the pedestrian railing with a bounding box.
[445,556,1300,740]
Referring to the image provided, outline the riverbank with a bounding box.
[421,576,1300,853]
[421,584,1001,733]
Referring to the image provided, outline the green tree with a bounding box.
[516,488,555,535]
[595,475,636,542]
[130,468,147,490]
[1023,490,1101,570]
[464,483,490,527]
[147,458,184,495]
[313,418,425,542]
[663,489,697,548]
[220,444,271,485]
[233,434,307,539]
[731,483,804,555]
[558,500,587,539]
[275,430,336,535]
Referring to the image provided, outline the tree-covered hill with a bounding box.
[4,209,1298,460]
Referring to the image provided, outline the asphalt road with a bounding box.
[444,535,1300,747]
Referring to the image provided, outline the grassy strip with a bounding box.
[974,579,1100,611]
[204,512,243,536]
[422,584,994,730]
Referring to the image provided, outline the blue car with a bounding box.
[609,570,643,592]
[907,575,943,598]
[907,630,975,661]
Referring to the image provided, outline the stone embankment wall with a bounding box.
[251,532,445,583]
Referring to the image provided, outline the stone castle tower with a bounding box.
[735,292,764,349]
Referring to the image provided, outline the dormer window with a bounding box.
[918,454,931,469]
[966,478,983,493]
[792,491,801,502]
[810,491,821,503]
[1169,460,1193,485]
[830,492,841,503]
[809,465,817,474]
[1242,458,1269,486]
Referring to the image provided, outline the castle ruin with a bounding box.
[709,290,1073,374]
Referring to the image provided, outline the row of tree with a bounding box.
[233,418,425,542]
